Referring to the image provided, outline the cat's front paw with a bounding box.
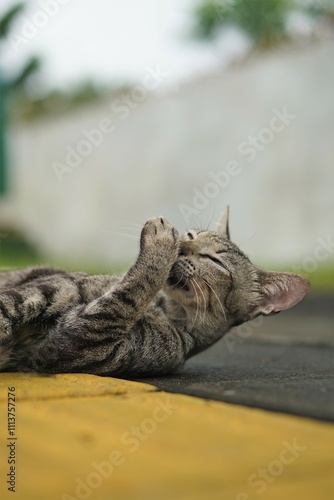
[140,217,179,268]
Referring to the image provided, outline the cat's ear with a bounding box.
[216,206,230,239]
[252,271,310,317]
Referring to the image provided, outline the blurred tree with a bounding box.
[192,0,334,48]
[0,3,39,195]
[192,0,292,47]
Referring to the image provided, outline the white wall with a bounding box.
[2,39,334,268]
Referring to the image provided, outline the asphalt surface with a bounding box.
[138,292,334,422]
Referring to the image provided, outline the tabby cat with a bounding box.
[0,209,309,376]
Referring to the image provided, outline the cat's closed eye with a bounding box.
[200,253,230,273]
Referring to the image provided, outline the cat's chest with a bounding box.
[75,275,121,303]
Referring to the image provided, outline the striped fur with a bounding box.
[0,217,309,376]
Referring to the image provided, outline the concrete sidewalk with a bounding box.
[0,373,333,500]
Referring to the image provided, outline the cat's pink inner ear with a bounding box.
[253,272,310,316]
[217,206,230,239]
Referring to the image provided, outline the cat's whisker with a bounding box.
[169,274,185,290]
[203,278,227,323]
[205,205,217,232]
[190,278,207,329]
[119,252,137,268]
[236,226,259,247]
[193,278,207,318]
[99,226,140,241]
[189,215,204,234]
[121,220,143,230]
[106,231,140,241]
[189,280,200,330]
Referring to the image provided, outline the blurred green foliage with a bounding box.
[193,0,291,46]
[11,81,131,122]
[0,3,40,88]
[0,3,24,39]
[0,229,41,268]
[307,267,334,291]
[192,0,334,47]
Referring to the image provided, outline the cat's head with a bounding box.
[165,207,310,328]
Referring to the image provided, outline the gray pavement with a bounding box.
[139,292,334,422]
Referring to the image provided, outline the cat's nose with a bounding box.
[178,241,193,257]
[178,244,186,257]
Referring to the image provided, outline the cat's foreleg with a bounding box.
[30,218,180,371]
[73,217,179,330]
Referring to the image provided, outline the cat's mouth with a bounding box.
[166,273,190,292]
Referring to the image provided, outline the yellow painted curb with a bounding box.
[0,373,333,500]
[0,373,155,402]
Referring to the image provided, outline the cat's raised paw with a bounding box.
[140,217,179,265]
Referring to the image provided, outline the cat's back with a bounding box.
[0,266,121,303]
[0,266,66,290]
